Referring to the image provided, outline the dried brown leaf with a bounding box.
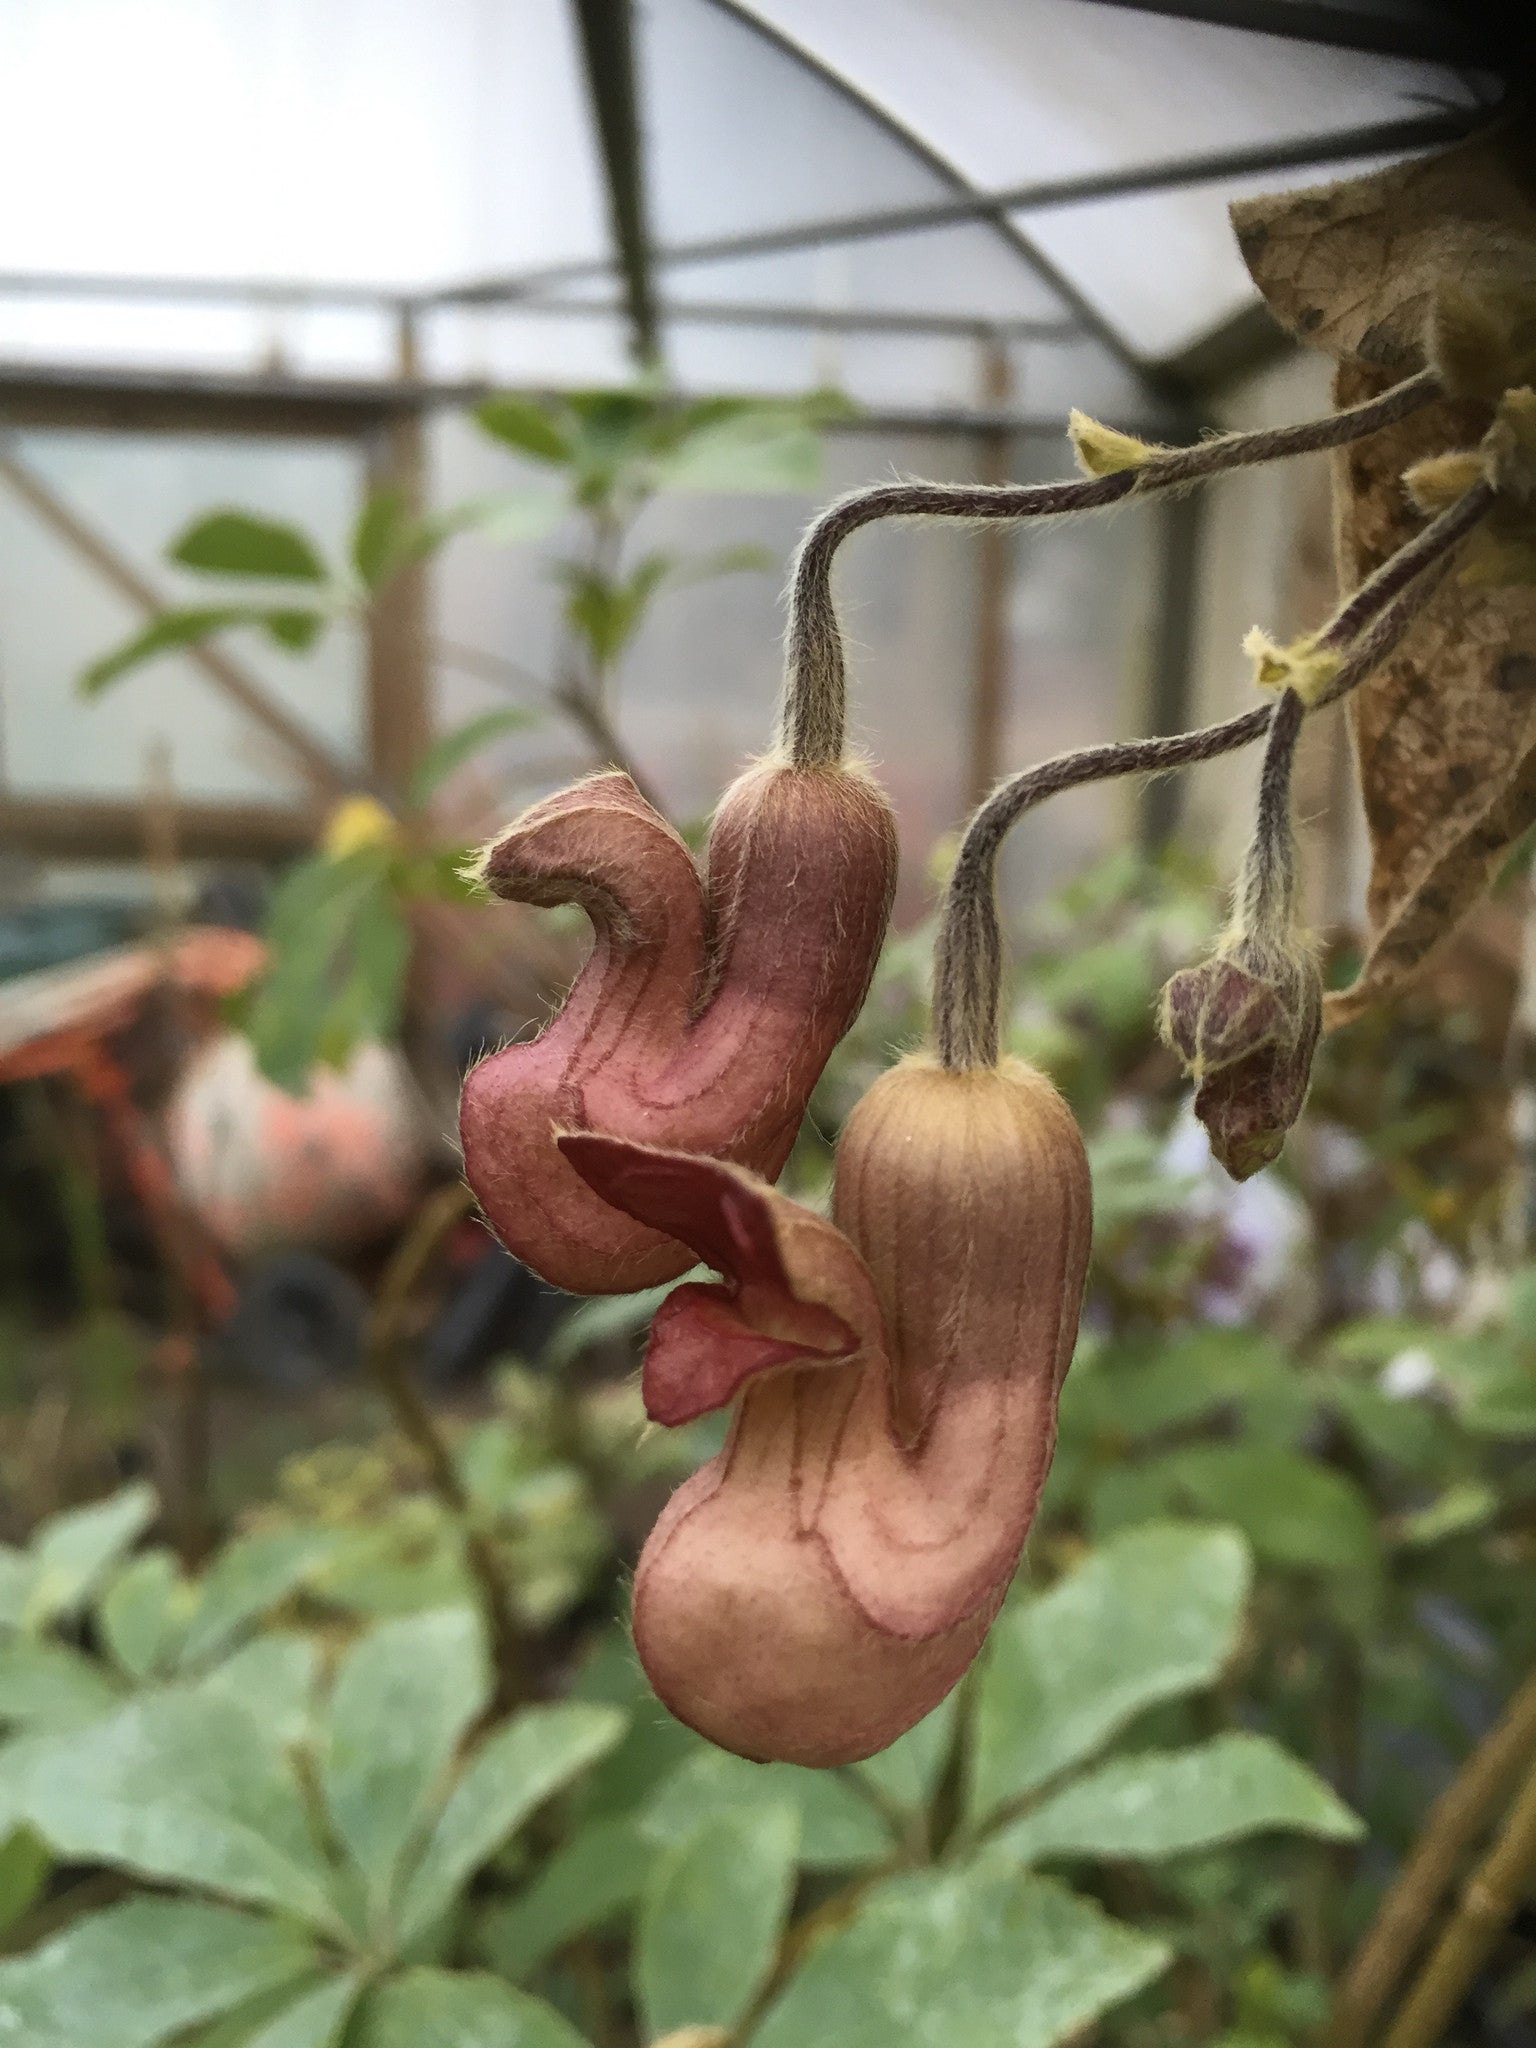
[1231,124,1536,1025]
[1231,122,1536,371]
[1323,365,1536,1026]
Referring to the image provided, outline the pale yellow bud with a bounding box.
[1403,450,1487,515]
[322,794,398,860]
[1242,627,1342,706]
[1067,409,1158,477]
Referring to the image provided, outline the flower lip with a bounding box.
[558,1131,861,1425]
[558,1131,783,1283]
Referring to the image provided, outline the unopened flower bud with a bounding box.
[563,1053,1091,1767]
[459,758,897,1293]
[1241,626,1342,706]
[1068,409,1159,478]
[1160,934,1322,1181]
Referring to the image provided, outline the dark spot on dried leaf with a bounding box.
[1236,221,1268,262]
[1497,652,1536,693]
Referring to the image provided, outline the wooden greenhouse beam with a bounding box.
[364,309,431,794]
[0,793,315,862]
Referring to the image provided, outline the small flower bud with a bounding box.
[1404,449,1488,516]
[1159,934,1322,1181]
[1068,409,1159,477]
[1242,626,1342,706]
[564,1053,1092,1768]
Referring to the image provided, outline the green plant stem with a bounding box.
[364,1179,526,1712]
[1380,1744,1536,2048]
[1327,1666,1536,2048]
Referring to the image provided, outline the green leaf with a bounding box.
[1398,1481,1499,1547]
[4,1689,343,1932]
[968,1524,1251,1824]
[643,1747,890,1871]
[0,1897,318,2048]
[541,1281,688,1375]
[475,398,573,466]
[0,1826,49,1935]
[1434,1333,1536,1437]
[853,1695,958,1813]
[1062,1330,1293,1443]
[475,1814,657,1980]
[81,609,291,694]
[236,854,395,1094]
[636,1805,798,2038]
[559,553,673,667]
[396,1701,625,1941]
[179,1528,335,1670]
[1154,1446,1381,1575]
[1325,1380,1445,1473]
[243,1971,364,2048]
[0,1549,33,1629]
[311,888,411,1072]
[171,510,328,582]
[409,708,538,806]
[352,489,412,590]
[24,1482,157,1628]
[654,413,824,494]
[264,609,326,652]
[991,1734,1362,1866]
[100,1548,192,1680]
[0,1635,120,1729]
[751,1868,1169,2048]
[322,1607,488,1910]
[350,1967,589,2048]
[193,1634,321,1748]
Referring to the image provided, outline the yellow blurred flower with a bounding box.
[322,794,398,859]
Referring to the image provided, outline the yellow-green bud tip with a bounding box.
[1068,409,1157,478]
[1241,627,1342,707]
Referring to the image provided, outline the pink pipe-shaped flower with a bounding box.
[562,1052,1092,1767]
[459,761,897,1294]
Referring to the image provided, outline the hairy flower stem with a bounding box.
[1240,687,1306,941]
[780,368,1439,766]
[933,487,1484,1073]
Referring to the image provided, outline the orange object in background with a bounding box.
[0,927,270,1328]
[166,1034,434,1261]
[0,926,265,1086]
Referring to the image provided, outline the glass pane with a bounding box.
[0,430,365,803]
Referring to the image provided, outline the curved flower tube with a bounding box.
[459,759,898,1294]
[562,1052,1092,1767]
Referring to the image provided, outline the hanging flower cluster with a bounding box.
[458,333,1511,1766]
